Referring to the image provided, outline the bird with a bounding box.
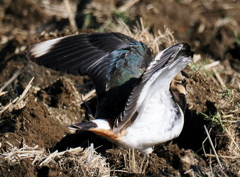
[27,32,193,154]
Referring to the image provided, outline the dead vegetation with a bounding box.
[0,142,109,177]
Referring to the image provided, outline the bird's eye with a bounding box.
[176,79,186,85]
[176,80,182,84]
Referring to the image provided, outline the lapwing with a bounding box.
[27,32,193,154]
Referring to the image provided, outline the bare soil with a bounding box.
[0,0,240,176]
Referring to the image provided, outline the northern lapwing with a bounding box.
[27,32,193,154]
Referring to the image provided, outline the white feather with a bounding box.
[29,37,66,58]
[118,54,191,152]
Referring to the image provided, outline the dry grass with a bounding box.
[0,141,46,165]
[40,0,77,19]
[123,149,148,174]
[190,54,240,91]
[191,55,240,175]
[0,142,109,177]
[40,144,110,177]
[109,18,176,55]
[0,77,34,113]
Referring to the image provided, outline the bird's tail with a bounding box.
[69,120,119,141]
[68,121,98,130]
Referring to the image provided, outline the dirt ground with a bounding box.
[0,0,240,176]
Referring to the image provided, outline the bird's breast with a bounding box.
[118,89,184,151]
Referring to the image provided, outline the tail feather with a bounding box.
[68,121,98,130]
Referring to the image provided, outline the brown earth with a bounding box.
[0,0,240,176]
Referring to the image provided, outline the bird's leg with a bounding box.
[139,147,152,173]
[139,152,150,174]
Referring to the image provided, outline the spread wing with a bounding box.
[113,43,193,133]
[27,32,153,119]
[95,42,152,119]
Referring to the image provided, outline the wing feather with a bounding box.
[113,43,193,133]
[27,33,137,97]
[27,32,153,120]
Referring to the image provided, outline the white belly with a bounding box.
[118,90,184,152]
